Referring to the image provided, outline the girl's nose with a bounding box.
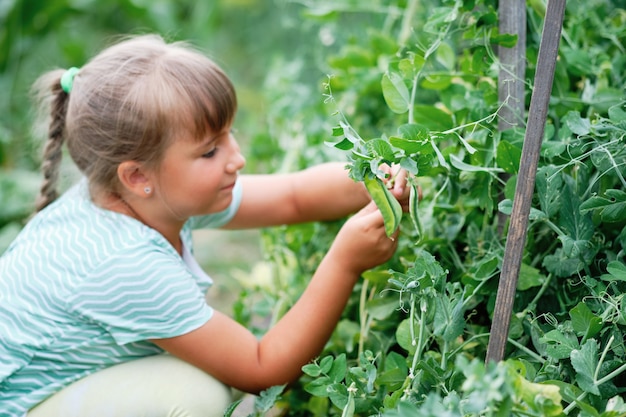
[226,136,246,173]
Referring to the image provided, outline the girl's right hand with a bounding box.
[327,200,399,274]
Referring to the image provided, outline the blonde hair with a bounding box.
[32,34,237,211]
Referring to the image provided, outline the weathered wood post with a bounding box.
[486,0,567,363]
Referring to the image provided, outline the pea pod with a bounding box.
[364,176,402,237]
[409,182,422,240]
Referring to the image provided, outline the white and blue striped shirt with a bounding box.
[0,178,242,416]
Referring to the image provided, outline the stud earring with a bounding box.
[144,187,151,194]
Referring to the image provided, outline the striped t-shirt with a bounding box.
[0,178,242,416]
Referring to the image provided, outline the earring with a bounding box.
[144,187,151,194]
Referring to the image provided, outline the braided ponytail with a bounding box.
[33,71,70,212]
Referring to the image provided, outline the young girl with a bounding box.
[0,34,408,417]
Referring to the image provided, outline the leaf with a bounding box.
[398,123,430,141]
[388,136,427,154]
[222,399,243,417]
[320,355,334,374]
[329,354,347,383]
[580,189,626,223]
[382,72,410,114]
[435,41,455,70]
[365,296,399,320]
[302,363,322,377]
[559,179,594,243]
[570,302,602,340]
[396,318,419,354]
[512,374,563,416]
[255,384,287,413]
[366,138,396,161]
[536,166,563,217]
[608,103,626,123]
[450,154,504,173]
[602,261,626,282]
[327,137,354,150]
[570,339,600,395]
[304,376,332,397]
[517,263,546,291]
[413,105,454,130]
[539,329,580,360]
[496,139,522,174]
[563,111,591,136]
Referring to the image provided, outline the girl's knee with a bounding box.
[28,354,232,417]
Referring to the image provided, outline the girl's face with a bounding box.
[154,125,246,219]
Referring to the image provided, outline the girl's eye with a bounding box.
[202,148,218,158]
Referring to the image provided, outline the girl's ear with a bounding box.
[117,161,152,198]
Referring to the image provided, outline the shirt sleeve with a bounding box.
[187,178,243,230]
[66,244,213,345]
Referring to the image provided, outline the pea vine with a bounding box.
[232,0,626,415]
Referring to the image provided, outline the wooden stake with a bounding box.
[486,0,567,363]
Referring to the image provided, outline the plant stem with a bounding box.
[507,338,545,363]
[398,0,419,47]
[358,280,369,358]
[524,273,553,314]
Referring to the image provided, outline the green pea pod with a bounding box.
[409,182,422,240]
[364,176,402,237]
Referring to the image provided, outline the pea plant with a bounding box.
[232,0,626,415]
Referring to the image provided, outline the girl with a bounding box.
[0,34,407,417]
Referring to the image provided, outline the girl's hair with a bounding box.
[32,34,237,211]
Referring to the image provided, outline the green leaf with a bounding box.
[320,355,334,374]
[450,154,504,173]
[570,339,600,395]
[398,123,430,141]
[608,103,626,122]
[327,137,354,150]
[580,189,626,223]
[496,139,522,174]
[602,261,626,282]
[396,318,419,354]
[328,382,349,410]
[222,399,243,417]
[536,166,563,217]
[512,373,563,416]
[412,105,454,130]
[328,353,347,383]
[303,363,322,377]
[382,72,410,114]
[304,376,332,397]
[255,384,286,413]
[540,329,580,360]
[365,296,399,320]
[366,138,396,161]
[564,111,591,136]
[517,263,546,291]
[570,302,602,341]
[435,41,455,70]
[388,136,429,155]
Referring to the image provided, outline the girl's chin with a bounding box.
[204,195,233,215]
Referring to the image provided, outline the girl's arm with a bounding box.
[152,201,398,393]
[224,162,407,229]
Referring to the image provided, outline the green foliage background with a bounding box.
[3,0,626,416]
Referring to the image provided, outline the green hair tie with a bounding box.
[60,67,80,93]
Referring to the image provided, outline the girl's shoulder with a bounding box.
[7,180,177,274]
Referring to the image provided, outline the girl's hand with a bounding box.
[378,164,421,212]
[327,201,399,274]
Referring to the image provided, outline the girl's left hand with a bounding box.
[379,164,420,212]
